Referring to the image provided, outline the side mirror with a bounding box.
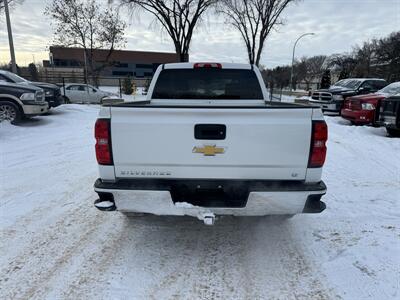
[92,89,97,93]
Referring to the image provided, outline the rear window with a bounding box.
[152,68,263,100]
[379,82,400,95]
[373,80,388,90]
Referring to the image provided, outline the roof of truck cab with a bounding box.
[163,62,254,69]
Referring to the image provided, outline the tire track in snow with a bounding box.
[0,176,96,266]
[29,215,128,300]
[0,195,108,300]
[83,216,333,300]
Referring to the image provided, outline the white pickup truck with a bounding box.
[93,63,328,225]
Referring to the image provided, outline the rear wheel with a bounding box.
[386,128,400,137]
[63,96,70,104]
[0,101,22,124]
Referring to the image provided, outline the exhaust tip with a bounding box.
[94,198,116,211]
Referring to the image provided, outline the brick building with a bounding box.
[44,46,183,78]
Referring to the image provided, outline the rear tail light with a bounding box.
[308,121,328,168]
[194,63,222,69]
[95,119,113,165]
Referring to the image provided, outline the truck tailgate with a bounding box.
[110,107,312,180]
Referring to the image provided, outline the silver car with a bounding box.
[61,84,118,104]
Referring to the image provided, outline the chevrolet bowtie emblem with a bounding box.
[193,145,225,156]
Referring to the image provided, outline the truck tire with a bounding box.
[63,96,70,104]
[386,128,400,137]
[0,101,22,124]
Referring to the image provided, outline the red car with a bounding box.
[341,82,400,125]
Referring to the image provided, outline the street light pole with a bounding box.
[289,33,315,92]
[83,49,90,93]
[4,0,17,73]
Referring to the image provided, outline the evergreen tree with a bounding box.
[28,63,39,81]
[320,70,331,89]
[122,77,133,95]
[338,69,349,80]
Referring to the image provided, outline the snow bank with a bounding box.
[99,86,147,102]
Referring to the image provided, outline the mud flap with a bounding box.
[303,194,326,213]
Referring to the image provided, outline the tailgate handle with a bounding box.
[195,124,226,140]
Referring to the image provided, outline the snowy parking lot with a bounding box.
[1,104,399,299]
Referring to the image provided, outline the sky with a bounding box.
[0,0,399,69]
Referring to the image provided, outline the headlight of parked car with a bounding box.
[361,103,375,110]
[45,90,54,96]
[20,93,36,101]
[332,95,344,101]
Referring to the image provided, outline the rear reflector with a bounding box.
[308,121,328,168]
[194,63,222,69]
[95,119,113,165]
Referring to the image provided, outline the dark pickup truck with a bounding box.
[309,78,388,114]
[0,70,63,108]
[380,94,400,137]
[0,82,48,124]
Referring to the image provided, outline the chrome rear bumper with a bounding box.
[94,179,326,218]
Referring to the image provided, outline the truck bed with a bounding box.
[107,104,316,181]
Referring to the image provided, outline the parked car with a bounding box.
[341,82,400,125]
[309,78,388,114]
[0,70,63,108]
[60,83,118,104]
[380,94,400,137]
[93,62,328,225]
[0,81,48,124]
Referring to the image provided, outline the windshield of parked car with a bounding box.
[333,79,362,89]
[378,82,400,95]
[3,72,29,83]
[152,68,264,100]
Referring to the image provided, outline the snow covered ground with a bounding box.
[99,86,147,102]
[1,105,399,299]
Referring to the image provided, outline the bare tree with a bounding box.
[45,0,127,84]
[294,55,326,90]
[0,0,15,11]
[327,54,357,80]
[352,41,376,77]
[218,0,296,66]
[120,0,217,62]
[374,31,400,81]
[261,65,291,90]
